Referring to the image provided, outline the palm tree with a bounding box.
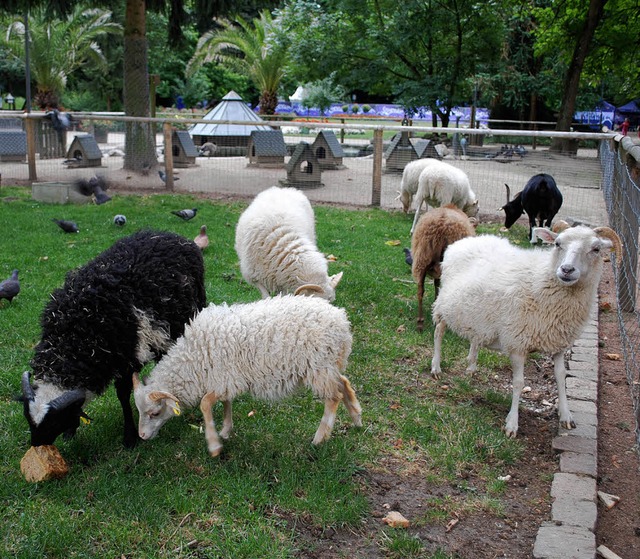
[187,10,286,115]
[2,6,122,109]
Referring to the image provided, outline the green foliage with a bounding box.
[0,188,536,556]
[0,6,122,108]
[301,77,346,116]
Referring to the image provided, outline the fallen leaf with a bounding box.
[248,410,256,417]
[445,516,459,532]
[385,240,401,246]
[396,324,406,333]
[599,301,612,312]
[605,353,622,361]
[382,511,410,528]
[326,254,337,262]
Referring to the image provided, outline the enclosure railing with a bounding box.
[601,136,640,449]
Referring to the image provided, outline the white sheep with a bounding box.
[430,225,621,437]
[398,158,439,214]
[235,186,343,300]
[410,159,478,235]
[133,295,362,456]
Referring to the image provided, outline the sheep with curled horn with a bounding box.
[431,225,621,438]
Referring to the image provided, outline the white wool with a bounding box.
[235,186,341,300]
[398,159,439,212]
[143,295,351,407]
[410,160,478,234]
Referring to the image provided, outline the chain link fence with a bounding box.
[601,136,640,449]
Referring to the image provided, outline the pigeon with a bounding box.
[171,208,198,221]
[52,218,79,233]
[403,247,413,266]
[113,214,127,226]
[158,170,180,184]
[0,269,20,303]
[75,176,111,205]
[193,225,209,251]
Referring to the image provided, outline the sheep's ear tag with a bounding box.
[172,401,181,416]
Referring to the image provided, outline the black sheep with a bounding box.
[501,173,563,242]
[21,230,206,449]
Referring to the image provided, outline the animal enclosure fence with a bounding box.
[1,112,639,446]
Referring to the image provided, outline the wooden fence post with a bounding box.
[371,128,383,207]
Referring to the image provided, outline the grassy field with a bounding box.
[0,186,534,558]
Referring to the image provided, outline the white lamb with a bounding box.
[410,159,479,235]
[235,186,343,300]
[430,225,621,437]
[133,295,362,456]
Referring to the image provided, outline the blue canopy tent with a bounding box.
[574,100,616,131]
[616,99,640,127]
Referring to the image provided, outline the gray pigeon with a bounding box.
[158,170,180,184]
[113,214,127,226]
[52,218,79,233]
[76,176,111,205]
[171,208,198,221]
[0,269,20,303]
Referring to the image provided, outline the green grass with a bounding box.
[0,186,533,557]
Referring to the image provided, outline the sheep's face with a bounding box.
[545,227,611,286]
[132,374,180,441]
[464,199,480,218]
[400,191,412,213]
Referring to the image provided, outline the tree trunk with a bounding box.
[123,0,157,171]
[550,0,608,153]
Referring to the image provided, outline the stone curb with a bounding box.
[533,304,599,559]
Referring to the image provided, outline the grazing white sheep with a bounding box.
[398,158,440,213]
[133,295,362,456]
[430,225,621,437]
[411,160,478,235]
[235,186,343,300]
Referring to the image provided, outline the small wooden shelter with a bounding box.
[172,130,198,167]
[0,129,26,162]
[65,134,102,167]
[311,130,345,169]
[384,131,418,172]
[247,130,287,167]
[280,142,322,189]
[414,139,441,159]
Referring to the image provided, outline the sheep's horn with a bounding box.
[593,227,623,265]
[294,284,324,296]
[49,388,86,411]
[504,183,511,203]
[149,391,179,403]
[21,371,35,402]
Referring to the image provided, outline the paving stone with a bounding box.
[568,410,598,428]
[570,349,598,360]
[533,522,596,558]
[567,366,599,382]
[568,399,597,415]
[552,435,597,455]
[573,338,598,348]
[566,378,598,401]
[560,451,597,477]
[559,422,597,440]
[552,497,597,531]
[551,473,597,500]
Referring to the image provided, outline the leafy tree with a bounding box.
[301,78,345,117]
[1,6,122,109]
[275,0,506,127]
[187,9,286,114]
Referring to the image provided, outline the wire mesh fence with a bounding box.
[601,137,640,449]
[4,110,640,444]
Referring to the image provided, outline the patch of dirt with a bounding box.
[596,266,640,558]
[291,264,640,558]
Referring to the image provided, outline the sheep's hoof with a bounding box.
[220,427,232,439]
[503,426,518,438]
[208,444,223,457]
[430,367,441,380]
[559,419,576,430]
[416,320,424,333]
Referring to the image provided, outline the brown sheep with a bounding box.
[411,204,477,331]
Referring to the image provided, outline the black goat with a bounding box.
[21,230,206,449]
[501,173,563,242]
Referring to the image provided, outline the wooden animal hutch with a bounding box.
[311,130,345,169]
[171,130,199,167]
[384,131,418,172]
[247,130,287,167]
[280,142,322,189]
[65,134,102,167]
[414,139,441,159]
[0,129,26,162]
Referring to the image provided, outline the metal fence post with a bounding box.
[371,128,383,206]
[25,117,37,181]
[163,121,174,191]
